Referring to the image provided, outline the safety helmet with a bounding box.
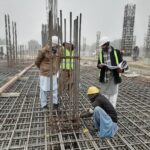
[87,86,100,95]
[99,36,110,47]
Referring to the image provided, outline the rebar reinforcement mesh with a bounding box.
[0,66,150,150]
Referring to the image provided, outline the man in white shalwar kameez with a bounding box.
[35,36,61,110]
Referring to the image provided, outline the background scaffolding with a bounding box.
[145,16,150,58]
[121,4,136,56]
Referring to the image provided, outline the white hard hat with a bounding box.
[52,36,59,46]
[99,36,110,47]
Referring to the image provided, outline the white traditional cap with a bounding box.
[99,36,110,47]
[52,36,59,46]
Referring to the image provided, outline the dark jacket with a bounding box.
[80,94,118,123]
[97,46,123,84]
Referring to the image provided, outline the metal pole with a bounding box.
[72,19,76,120]
[77,13,82,114]
[14,22,18,64]
[79,14,82,61]
[41,24,44,47]
[5,15,9,67]
[74,16,79,119]
[64,18,66,42]
[48,10,53,116]
[60,10,64,99]
[8,15,12,66]
[60,10,63,45]
[69,12,73,119]
[70,12,72,43]
[12,21,15,65]
[57,18,60,45]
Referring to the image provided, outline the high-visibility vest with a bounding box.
[61,49,74,70]
[99,48,119,65]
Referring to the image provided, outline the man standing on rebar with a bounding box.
[59,42,74,94]
[97,36,124,109]
[35,36,61,110]
[80,86,118,138]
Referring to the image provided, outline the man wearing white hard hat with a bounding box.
[35,36,61,110]
[97,36,124,109]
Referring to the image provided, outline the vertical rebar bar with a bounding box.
[60,10,64,99]
[74,16,79,119]
[12,21,15,65]
[60,10,63,45]
[77,13,82,113]
[69,12,73,119]
[8,15,12,66]
[48,10,53,116]
[64,19,66,42]
[57,18,60,45]
[70,12,72,43]
[5,15,9,66]
[14,22,18,64]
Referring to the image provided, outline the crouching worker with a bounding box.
[80,86,118,138]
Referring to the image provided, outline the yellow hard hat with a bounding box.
[87,86,100,95]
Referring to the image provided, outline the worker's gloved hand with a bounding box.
[79,108,94,118]
[88,108,94,114]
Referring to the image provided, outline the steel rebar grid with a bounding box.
[0,65,150,149]
[79,66,150,149]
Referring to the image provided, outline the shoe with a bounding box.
[53,104,59,110]
[43,105,48,111]
[88,127,98,136]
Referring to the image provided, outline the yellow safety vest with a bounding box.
[61,49,74,70]
[99,48,119,65]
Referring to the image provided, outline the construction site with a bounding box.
[0,0,150,150]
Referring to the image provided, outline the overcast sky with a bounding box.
[0,0,150,46]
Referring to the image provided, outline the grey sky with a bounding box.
[0,0,150,46]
